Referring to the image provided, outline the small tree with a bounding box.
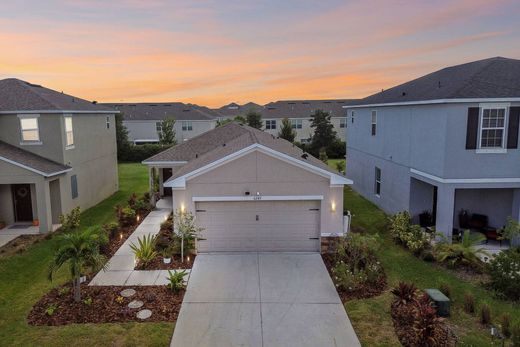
[278,118,296,142]
[246,110,263,129]
[158,118,177,145]
[174,210,203,261]
[309,109,337,157]
[48,227,107,302]
[216,115,246,127]
[500,216,520,244]
[115,113,131,160]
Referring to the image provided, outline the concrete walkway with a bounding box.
[0,224,40,248]
[90,198,189,286]
[170,253,360,347]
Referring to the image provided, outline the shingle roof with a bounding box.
[0,78,114,113]
[352,57,520,106]
[143,122,343,180]
[0,141,71,176]
[261,99,357,119]
[215,102,264,117]
[103,103,220,121]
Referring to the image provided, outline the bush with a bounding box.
[59,207,81,232]
[117,206,136,227]
[412,294,444,346]
[439,283,451,299]
[391,282,417,309]
[118,143,171,163]
[435,230,488,271]
[130,234,158,267]
[463,293,475,314]
[166,269,187,293]
[500,314,511,338]
[488,247,520,300]
[102,222,119,240]
[389,211,430,254]
[480,303,491,325]
[327,139,346,159]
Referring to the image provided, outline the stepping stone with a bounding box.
[120,288,136,297]
[128,300,144,309]
[137,309,152,320]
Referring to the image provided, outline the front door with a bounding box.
[162,168,173,196]
[12,184,33,222]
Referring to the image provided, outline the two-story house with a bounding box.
[0,79,118,233]
[346,57,520,243]
[104,103,220,144]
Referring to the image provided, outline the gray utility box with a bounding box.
[425,288,450,317]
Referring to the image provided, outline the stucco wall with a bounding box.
[409,178,435,224]
[169,150,344,235]
[0,184,14,225]
[124,120,217,143]
[262,116,347,142]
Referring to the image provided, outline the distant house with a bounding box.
[346,57,520,243]
[103,103,220,144]
[216,102,264,118]
[0,79,118,233]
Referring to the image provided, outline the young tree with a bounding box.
[278,118,296,142]
[48,227,107,302]
[115,113,131,160]
[158,118,177,145]
[216,115,246,127]
[246,110,263,129]
[309,109,337,157]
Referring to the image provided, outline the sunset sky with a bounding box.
[1,0,519,107]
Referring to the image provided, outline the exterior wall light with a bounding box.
[181,203,185,213]
[331,201,336,212]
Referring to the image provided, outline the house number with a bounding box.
[253,196,262,200]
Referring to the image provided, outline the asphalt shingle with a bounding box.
[0,141,71,176]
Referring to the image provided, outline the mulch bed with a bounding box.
[0,234,46,257]
[101,210,151,258]
[27,281,184,326]
[136,254,196,270]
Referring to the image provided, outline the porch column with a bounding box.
[158,168,164,196]
[35,180,52,233]
[435,185,455,241]
[512,188,520,247]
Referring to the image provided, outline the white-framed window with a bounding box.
[265,119,276,130]
[479,106,507,149]
[291,119,302,129]
[106,116,110,129]
[19,115,40,143]
[182,121,193,131]
[340,118,347,128]
[371,110,377,136]
[156,121,162,133]
[374,167,381,197]
[351,111,355,124]
[64,115,74,148]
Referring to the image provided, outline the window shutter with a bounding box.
[71,175,78,199]
[507,107,519,149]
[465,107,479,150]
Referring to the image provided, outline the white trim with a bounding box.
[19,141,42,146]
[410,168,520,184]
[321,232,345,237]
[193,195,324,202]
[164,144,353,188]
[476,148,507,154]
[1,110,118,114]
[0,155,72,177]
[477,104,508,150]
[141,160,187,166]
[345,98,520,109]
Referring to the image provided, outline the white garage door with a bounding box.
[195,200,320,252]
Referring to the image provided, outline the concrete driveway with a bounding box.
[170,253,360,347]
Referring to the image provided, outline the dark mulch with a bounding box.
[0,234,45,257]
[27,281,184,326]
[101,210,151,258]
[136,254,196,270]
[322,254,387,301]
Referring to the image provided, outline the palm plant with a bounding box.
[130,233,158,266]
[434,230,489,270]
[48,227,107,302]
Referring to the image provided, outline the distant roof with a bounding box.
[0,78,114,113]
[351,57,520,106]
[103,102,220,121]
[261,99,357,119]
[143,122,346,182]
[215,102,264,117]
[0,141,71,177]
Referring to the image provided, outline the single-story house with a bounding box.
[143,122,352,252]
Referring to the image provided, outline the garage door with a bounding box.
[195,200,320,252]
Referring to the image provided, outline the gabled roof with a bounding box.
[0,141,71,177]
[0,78,114,113]
[351,57,520,107]
[215,102,264,117]
[103,102,220,121]
[262,99,357,119]
[143,122,351,186]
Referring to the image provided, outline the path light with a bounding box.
[331,201,336,212]
[136,215,140,223]
[181,203,185,213]
[119,233,123,240]
[187,256,190,262]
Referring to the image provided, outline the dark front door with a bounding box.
[12,184,33,222]
[162,168,173,196]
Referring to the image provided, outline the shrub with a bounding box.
[103,222,119,240]
[335,160,345,174]
[434,230,488,271]
[480,303,491,325]
[45,303,58,316]
[420,249,435,262]
[117,206,136,227]
[463,293,475,314]
[439,283,452,299]
[512,324,520,347]
[389,211,411,242]
[166,269,188,293]
[59,207,81,232]
[412,294,444,346]
[488,247,520,301]
[130,234,158,266]
[389,211,431,254]
[391,282,417,309]
[118,143,171,163]
[500,314,511,338]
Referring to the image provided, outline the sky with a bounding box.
[0,0,519,107]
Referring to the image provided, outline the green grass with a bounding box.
[0,163,174,347]
[326,158,345,172]
[343,187,520,346]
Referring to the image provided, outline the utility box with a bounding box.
[425,288,450,317]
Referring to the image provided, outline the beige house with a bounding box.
[143,123,352,252]
[0,79,118,233]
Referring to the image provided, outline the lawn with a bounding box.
[0,163,174,347]
[343,187,520,346]
[327,158,345,172]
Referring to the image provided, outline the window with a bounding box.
[71,175,78,199]
[182,121,193,131]
[106,116,110,129]
[291,119,302,129]
[265,119,276,130]
[340,118,347,128]
[479,107,507,149]
[374,167,381,197]
[19,116,40,143]
[64,116,74,147]
[371,110,377,136]
[156,121,162,133]
[351,111,355,123]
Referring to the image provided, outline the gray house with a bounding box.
[346,57,520,243]
[0,79,119,233]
